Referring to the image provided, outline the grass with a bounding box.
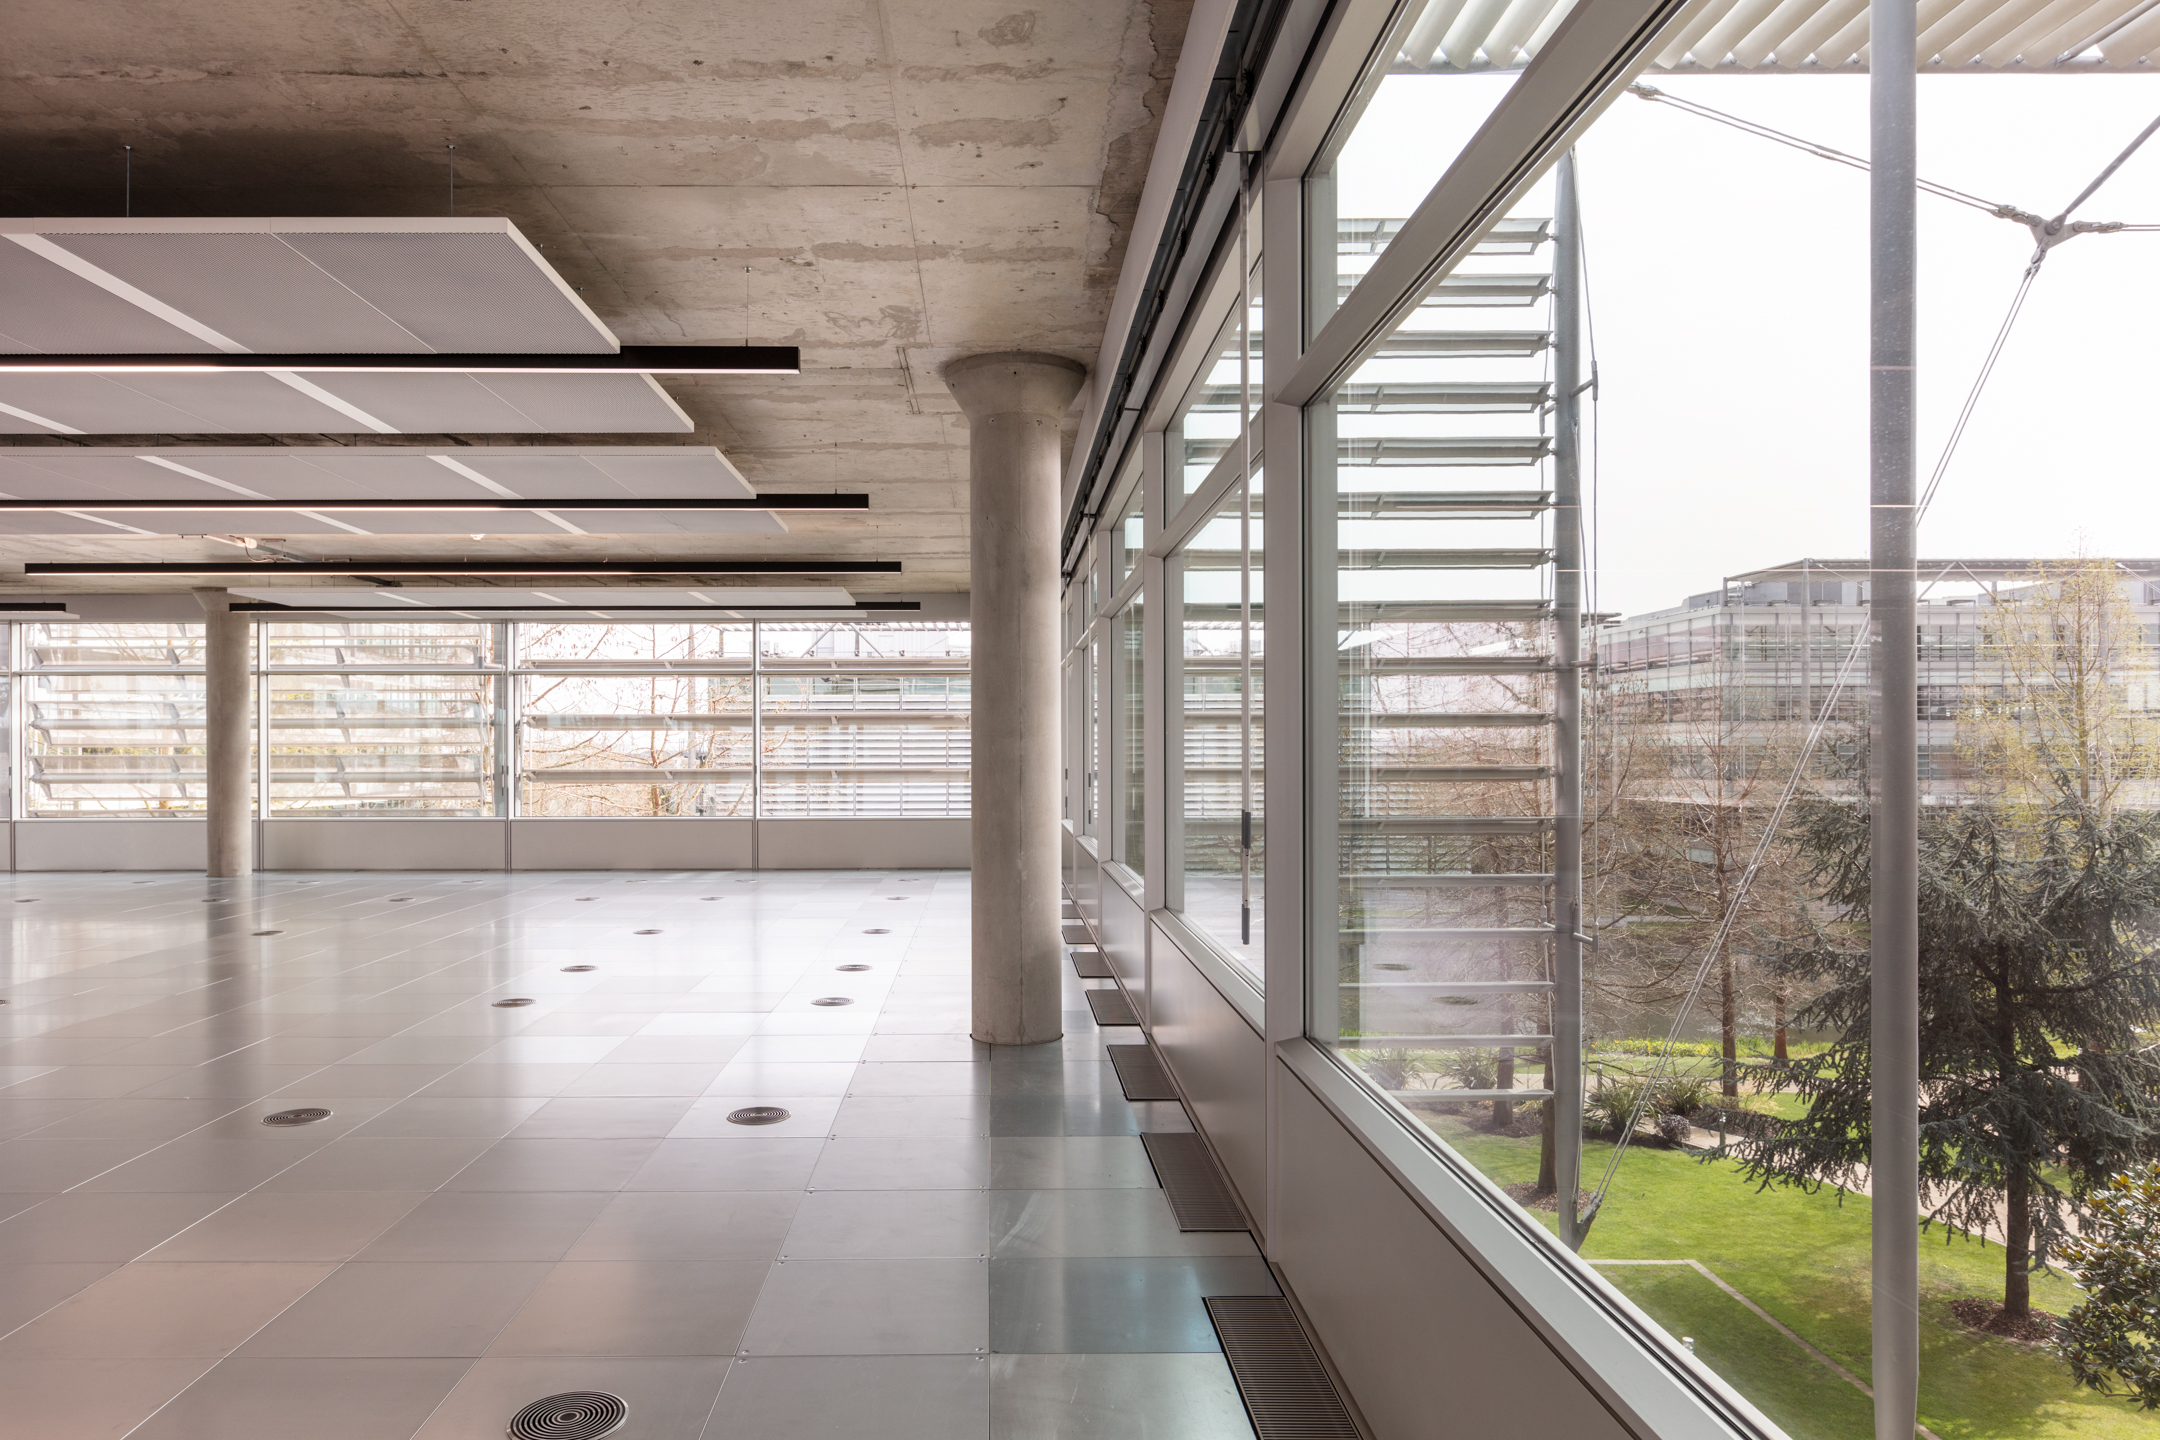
[1421,1115,2157,1440]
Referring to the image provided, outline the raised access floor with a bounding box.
[0,870,1271,1439]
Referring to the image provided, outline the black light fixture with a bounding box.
[25,558,902,577]
[0,345,799,375]
[0,495,867,512]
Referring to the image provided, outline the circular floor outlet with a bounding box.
[700,896,722,901]
[252,930,283,937]
[1375,963,1410,972]
[507,1391,629,1440]
[635,929,662,935]
[561,964,597,972]
[13,898,36,904]
[492,997,537,1008]
[575,897,598,902]
[811,996,854,1007]
[887,896,908,901]
[835,964,872,972]
[388,897,413,903]
[727,1106,791,1126]
[862,928,889,935]
[262,1107,331,1126]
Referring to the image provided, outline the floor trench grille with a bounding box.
[1107,1042,1179,1100]
[1203,1295,1362,1440]
[1141,1130,1247,1230]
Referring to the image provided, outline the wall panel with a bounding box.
[267,819,506,871]
[755,818,967,871]
[14,820,205,871]
[1150,919,1267,1215]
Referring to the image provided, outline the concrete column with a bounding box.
[196,589,252,877]
[942,352,1086,1047]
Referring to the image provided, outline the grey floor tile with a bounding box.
[0,1137,160,1192]
[0,1260,126,1334]
[141,1190,430,1261]
[258,1137,493,1192]
[443,1137,664,1192]
[0,1356,218,1440]
[990,1094,1141,1137]
[352,1096,550,1138]
[782,1189,988,1260]
[990,1062,1125,1101]
[703,1060,859,1097]
[123,1064,329,1101]
[508,1096,697,1138]
[846,1062,993,1098]
[30,1097,241,1141]
[0,1097,97,1140]
[625,1138,826,1192]
[830,1094,990,1138]
[487,1259,769,1357]
[702,1355,988,1440]
[416,1356,729,1440]
[989,1137,1159,1190]
[557,1063,727,1097]
[740,1258,988,1356]
[355,1191,613,1261]
[567,1190,802,1261]
[809,1137,990,1191]
[604,1035,753,1065]
[860,1035,990,1063]
[0,1260,336,1358]
[0,1191,242,1262]
[988,1190,1261,1259]
[988,1257,1280,1354]
[415,1063,596,1098]
[731,1035,871,1064]
[72,1137,323,1193]
[0,1066,192,1100]
[236,1261,551,1358]
[988,1352,1254,1439]
[126,1357,474,1440]
[339,1034,501,1066]
[670,1096,840,1139]
[275,1064,460,1097]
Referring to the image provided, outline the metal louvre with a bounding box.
[1140,1132,1250,1230]
[1203,1296,1364,1440]
[1388,0,2160,71]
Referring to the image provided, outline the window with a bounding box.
[1176,475,1264,975]
[759,623,970,818]
[1315,0,1576,319]
[265,622,496,816]
[23,623,212,817]
[517,625,753,818]
[1116,595,1146,874]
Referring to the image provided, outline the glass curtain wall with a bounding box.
[1,619,968,820]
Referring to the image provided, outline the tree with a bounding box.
[2056,1161,2160,1408]
[1737,796,2160,1317]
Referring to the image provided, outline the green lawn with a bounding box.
[1424,1116,2154,1440]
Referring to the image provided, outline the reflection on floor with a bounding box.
[0,870,1272,1439]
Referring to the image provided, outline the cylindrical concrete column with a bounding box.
[196,589,252,877]
[942,352,1086,1047]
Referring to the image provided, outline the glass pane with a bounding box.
[1321,0,1575,315]
[26,669,211,816]
[522,623,752,669]
[27,622,203,669]
[759,621,969,663]
[1316,174,1559,1175]
[1178,475,1264,978]
[759,674,969,818]
[520,671,752,817]
[1112,481,1145,591]
[1118,595,1146,873]
[1169,256,1263,504]
[271,672,493,815]
[265,621,492,668]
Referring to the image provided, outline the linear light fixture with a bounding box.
[0,495,867,512]
[26,559,903,577]
[0,345,800,375]
[231,601,923,614]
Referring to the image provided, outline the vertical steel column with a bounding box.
[1551,152,1586,1251]
[1870,3,1922,1437]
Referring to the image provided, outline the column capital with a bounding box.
[940,351,1086,423]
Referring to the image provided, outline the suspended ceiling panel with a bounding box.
[0,446,780,538]
[1392,0,2160,71]
[228,585,861,620]
[0,219,694,434]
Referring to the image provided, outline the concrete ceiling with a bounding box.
[0,0,1193,594]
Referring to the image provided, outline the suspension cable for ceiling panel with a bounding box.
[1578,104,2160,1236]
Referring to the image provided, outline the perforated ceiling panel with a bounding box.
[0,220,687,434]
[0,447,773,537]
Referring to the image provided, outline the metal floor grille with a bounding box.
[1062,923,1094,946]
[1204,1296,1362,1440]
[1141,1131,1248,1230]
[1108,1043,1179,1100]
[1086,987,1139,1026]
[1070,947,1114,978]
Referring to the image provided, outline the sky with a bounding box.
[1344,70,2160,620]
